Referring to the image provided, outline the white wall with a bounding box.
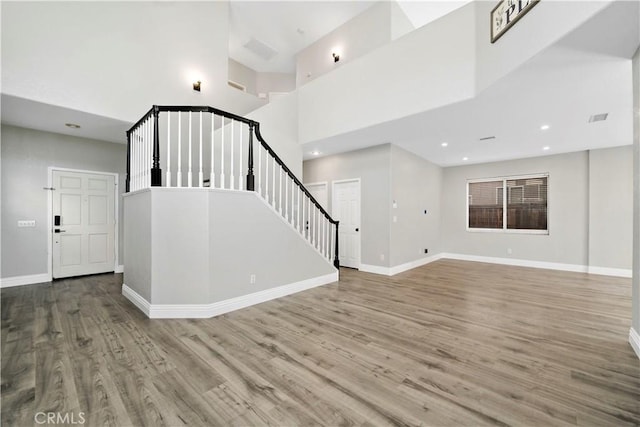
[256,72,296,97]
[1,125,126,279]
[474,1,609,93]
[589,146,633,271]
[390,1,414,40]
[247,92,303,178]
[295,2,392,87]
[1,1,261,122]
[297,2,477,145]
[295,1,611,146]
[123,188,336,306]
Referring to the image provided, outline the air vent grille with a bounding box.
[588,113,608,123]
[228,80,246,92]
[243,37,278,61]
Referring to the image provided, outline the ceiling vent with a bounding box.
[479,136,496,141]
[588,113,608,123]
[228,80,246,92]
[243,37,278,61]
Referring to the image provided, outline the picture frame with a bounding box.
[491,0,539,43]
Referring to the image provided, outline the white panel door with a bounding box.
[52,170,115,278]
[332,180,360,269]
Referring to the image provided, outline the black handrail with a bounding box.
[254,123,337,225]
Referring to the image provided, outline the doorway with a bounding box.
[332,179,361,269]
[50,168,118,279]
[305,182,328,211]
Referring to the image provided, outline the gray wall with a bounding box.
[632,46,639,333]
[589,146,634,270]
[123,190,151,300]
[441,148,635,271]
[303,144,391,267]
[441,151,590,266]
[123,188,335,305]
[389,145,442,266]
[1,125,126,278]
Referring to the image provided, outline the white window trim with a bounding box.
[466,173,549,235]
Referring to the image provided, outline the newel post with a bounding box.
[125,130,131,192]
[333,221,340,269]
[246,122,255,191]
[150,106,162,186]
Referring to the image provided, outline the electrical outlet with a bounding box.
[17,220,36,228]
[507,248,513,255]
[380,254,385,261]
[250,274,256,284]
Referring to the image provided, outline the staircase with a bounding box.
[126,105,339,267]
[122,106,339,318]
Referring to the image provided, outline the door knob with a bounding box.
[54,229,66,233]
[355,228,359,232]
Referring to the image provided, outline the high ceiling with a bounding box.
[1,1,638,169]
[228,0,470,73]
[228,1,376,73]
[302,0,640,166]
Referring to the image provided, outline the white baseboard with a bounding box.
[122,284,151,316]
[122,271,338,319]
[0,273,51,288]
[441,253,589,274]
[359,264,392,275]
[360,254,444,276]
[630,328,640,360]
[390,254,444,275]
[114,264,124,273]
[587,266,632,278]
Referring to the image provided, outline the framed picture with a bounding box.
[491,0,539,43]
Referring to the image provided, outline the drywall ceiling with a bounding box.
[228,1,376,73]
[228,1,471,74]
[302,0,640,166]
[1,0,638,169]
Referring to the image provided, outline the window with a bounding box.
[467,174,548,233]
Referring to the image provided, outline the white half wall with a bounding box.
[123,188,336,315]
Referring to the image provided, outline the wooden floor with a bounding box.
[2,260,639,426]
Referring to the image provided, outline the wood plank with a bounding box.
[1,261,639,425]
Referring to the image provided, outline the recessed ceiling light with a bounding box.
[462,157,469,161]
[441,142,448,147]
[540,124,550,130]
[543,146,550,151]
[65,123,81,129]
[311,150,320,156]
